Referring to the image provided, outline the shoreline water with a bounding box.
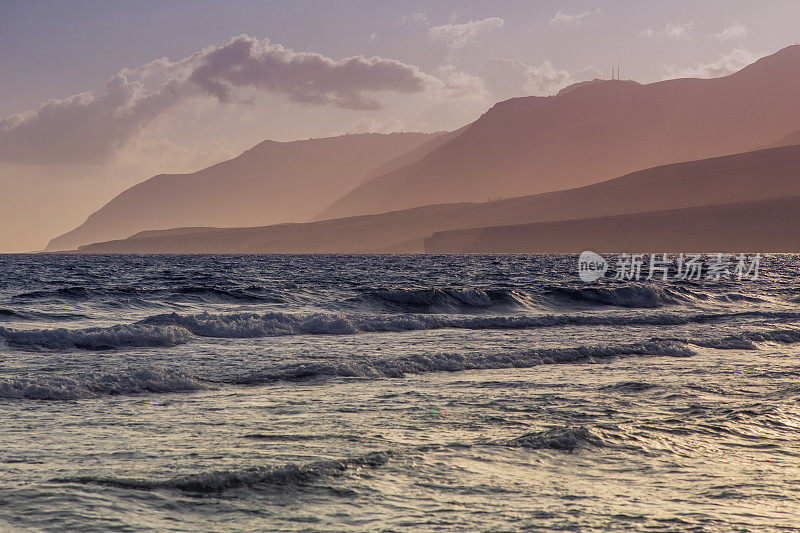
[1,254,799,530]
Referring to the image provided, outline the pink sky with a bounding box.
[1,0,799,251]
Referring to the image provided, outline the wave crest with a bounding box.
[504,426,605,451]
[366,287,533,311]
[0,367,205,400]
[0,324,190,350]
[54,451,392,493]
[550,284,695,308]
[233,340,695,383]
[9,308,793,350]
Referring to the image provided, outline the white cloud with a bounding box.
[549,8,600,26]
[480,58,600,99]
[662,48,759,79]
[401,12,430,25]
[0,74,184,165]
[711,22,750,42]
[0,35,430,165]
[118,136,238,176]
[428,17,504,50]
[185,35,427,109]
[434,65,488,100]
[340,117,412,134]
[642,21,693,39]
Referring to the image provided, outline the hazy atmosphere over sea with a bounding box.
[4,0,800,252]
[4,1,800,531]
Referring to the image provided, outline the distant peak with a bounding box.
[556,79,606,97]
[246,131,432,151]
[727,44,800,78]
[773,43,800,56]
[555,78,641,98]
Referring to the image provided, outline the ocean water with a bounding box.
[1,254,800,531]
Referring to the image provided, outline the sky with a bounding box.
[1,0,800,252]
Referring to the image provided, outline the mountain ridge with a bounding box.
[74,144,800,254]
[45,132,439,251]
[316,45,800,220]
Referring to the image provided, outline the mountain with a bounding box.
[353,128,463,187]
[424,195,800,253]
[45,132,439,251]
[75,144,800,253]
[317,45,800,220]
[767,129,800,149]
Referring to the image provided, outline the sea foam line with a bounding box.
[3,309,800,350]
[5,326,800,400]
[0,367,206,400]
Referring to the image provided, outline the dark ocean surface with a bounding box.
[1,254,799,531]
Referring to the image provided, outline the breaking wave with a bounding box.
[689,328,800,350]
[549,284,698,308]
[0,368,205,400]
[0,324,190,350]
[54,451,393,493]
[5,308,800,351]
[231,340,695,383]
[136,309,799,338]
[5,326,800,400]
[364,287,531,311]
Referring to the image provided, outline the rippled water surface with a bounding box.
[1,254,800,531]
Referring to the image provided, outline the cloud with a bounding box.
[433,65,488,100]
[549,8,600,26]
[117,136,238,176]
[0,75,184,165]
[401,12,430,25]
[185,35,426,110]
[428,18,504,50]
[711,22,749,42]
[642,21,693,39]
[662,48,759,79]
[340,117,412,135]
[479,58,599,99]
[0,35,429,165]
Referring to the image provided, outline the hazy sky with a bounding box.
[2,0,800,251]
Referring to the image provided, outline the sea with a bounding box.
[1,253,799,531]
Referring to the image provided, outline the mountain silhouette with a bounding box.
[424,195,800,253]
[317,45,800,220]
[45,132,438,251]
[76,144,800,253]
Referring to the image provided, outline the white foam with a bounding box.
[140,310,696,340]
[692,328,800,350]
[233,339,696,383]
[0,324,191,350]
[6,310,798,351]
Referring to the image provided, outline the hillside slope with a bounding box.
[317,45,800,220]
[424,195,800,253]
[46,132,438,251]
[76,144,800,253]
